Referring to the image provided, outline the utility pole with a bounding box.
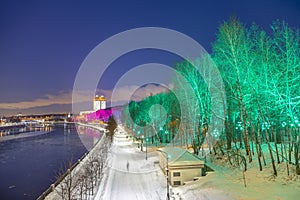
[166,155,170,200]
[145,131,148,160]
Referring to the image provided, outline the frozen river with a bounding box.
[0,123,102,200]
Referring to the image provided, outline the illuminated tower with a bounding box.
[99,95,106,110]
[93,95,106,111]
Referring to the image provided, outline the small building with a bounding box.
[157,147,204,186]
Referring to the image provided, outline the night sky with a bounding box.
[0,0,300,116]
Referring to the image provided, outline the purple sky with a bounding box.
[0,0,300,116]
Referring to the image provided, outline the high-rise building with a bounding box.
[93,95,106,111]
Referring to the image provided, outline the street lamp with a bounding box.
[141,133,148,160]
[157,149,170,200]
[145,133,148,160]
[140,136,143,151]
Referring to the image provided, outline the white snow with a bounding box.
[95,126,168,200]
[95,127,300,200]
[43,123,300,200]
[171,146,300,200]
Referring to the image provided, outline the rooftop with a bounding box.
[158,147,204,166]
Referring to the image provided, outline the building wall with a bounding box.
[100,100,106,109]
[93,100,100,111]
[158,152,204,186]
[169,167,202,186]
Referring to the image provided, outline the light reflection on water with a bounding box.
[0,124,53,137]
[0,123,102,200]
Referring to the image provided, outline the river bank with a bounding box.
[0,123,101,200]
[41,123,108,200]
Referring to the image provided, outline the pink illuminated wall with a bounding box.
[86,109,112,122]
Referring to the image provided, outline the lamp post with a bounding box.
[140,120,147,160]
[140,136,143,151]
[145,130,148,160]
[157,149,170,200]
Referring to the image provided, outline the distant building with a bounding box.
[157,147,205,186]
[93,95,106,111]
[79,110,94,116]
[77,95,109,122]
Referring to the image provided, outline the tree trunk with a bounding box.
[273,126,280,164]
[241,102,252,162]
[256,120,263,171]
[225,117,232,150]
[295,135,300,175]
[266,130,277,176]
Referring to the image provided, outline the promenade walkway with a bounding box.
[94,126,167,200]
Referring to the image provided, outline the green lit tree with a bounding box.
[248,24,275,171]
[212,18,300,176]
[120,18,300,176]
[122,91,181,145]
[271,20,300,174]
[213,17,254,162]
[174,55,212,154]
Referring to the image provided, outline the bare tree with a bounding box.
[54,160,77,200]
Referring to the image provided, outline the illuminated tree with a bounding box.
[174,55,212,153]
[213,17,253,162]
[212,18,300,175]
[120,18,300,176]
[122,91,181,145]
[271,20,300,174]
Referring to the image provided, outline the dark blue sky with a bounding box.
[0,0,300,115]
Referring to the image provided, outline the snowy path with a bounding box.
[95,129,167,200]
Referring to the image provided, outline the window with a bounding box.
[173,181,181,186]
[173,172,180,177]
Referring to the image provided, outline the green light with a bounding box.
[213,129,221,137]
